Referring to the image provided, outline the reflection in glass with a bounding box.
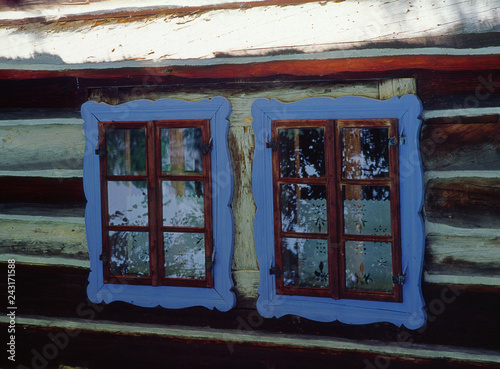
[279,128,325,178]
[341,127,389,179]
[345,241,393,292]
[343,185,391,236]
[109,231,149,277]
[106,129,146,176]
[282,238,328,288]
[281,184,327,233]
[161,127,203,174]
[108,181,148,226]
[164,232,205,279]
[162,181,204,227]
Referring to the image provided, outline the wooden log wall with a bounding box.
[1,59,500,368]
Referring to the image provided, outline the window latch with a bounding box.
[392,274,405,285]
[269,264,282,278]
[201,137,213,155]
[206,247,216,270]
[389,135,405,146]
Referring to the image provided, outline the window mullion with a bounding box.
[147,121,161,286]
[328,120,340,299]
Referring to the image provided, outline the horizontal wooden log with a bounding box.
[425,234,500,277]
[1,55,499,81]
[0,177,85,205]
[422,94,500,110]
[1,0,499,65]
[417,71,500,103]
[1,263,500,354]
[425,177,500,229]
[421,120,500,171]
[0,217,87,260]
[0,77,87,108]
[0,108,81,120]
[2,314,500,369]
[0,124,84,171]
[0,203,84,217]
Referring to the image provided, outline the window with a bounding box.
[252,96,426,328]
[82,97,235,311]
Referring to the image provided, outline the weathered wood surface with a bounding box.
[88,81,380,123]
[3,315,500,369]
[421,120,500,171]
[1,0,499,65]
[5,321,499,369]
[0,124,84,171]
[1,263,499,354]
[0,217,87,260]
[425,177,500,229]
[425,234,500,277]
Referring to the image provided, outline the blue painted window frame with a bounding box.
[251,96,426,329]
[81,97,235,311]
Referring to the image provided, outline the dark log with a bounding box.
[0,177,86,205]
[417,71,500,102]
[0,55,499,82]
[0,77,87,108]
[5,323,500,369]
[2,263,499,352]
[421,120,500,171]
[425,177,500,228]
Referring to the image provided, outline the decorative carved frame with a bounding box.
[251,96,426,329]
[82,97,235,311]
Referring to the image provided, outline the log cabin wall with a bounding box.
[1,1,500,368]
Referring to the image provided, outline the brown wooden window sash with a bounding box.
[99,120,214,288]
[272,119,402,302]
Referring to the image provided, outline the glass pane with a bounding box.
[108,181,148,226]
[343,185,391,236]
[345,241,393,292]
[109,231,149,277]
[341,127,389,179]
[106,129,146,176]
[162,181,204,227]
[279,128,325,178]
[281,184,327,233]
[164,232,205,279]
[161,127,203,174]
[282,238,328,288]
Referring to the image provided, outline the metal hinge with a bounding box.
[95,146,107,157]
[266,139,277,151]
[201,137,213,156]
[269,265,282,278]
[392,274,406,285]
[389,135,406,146]
[99,253,108,263]
[265,133,278,151]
